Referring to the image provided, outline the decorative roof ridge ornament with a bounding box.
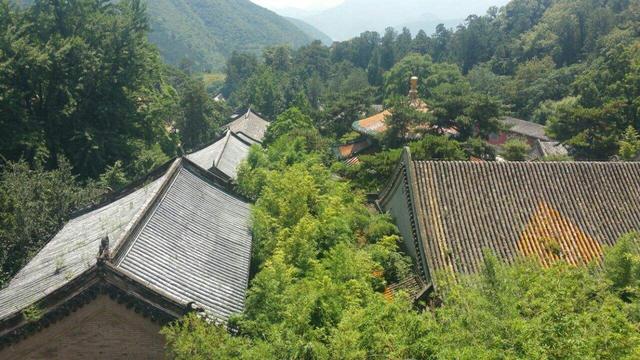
[98,236,110,262]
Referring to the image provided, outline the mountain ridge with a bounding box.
[297,0,508,41]
[146,0,313,71]
[285,17,333,45]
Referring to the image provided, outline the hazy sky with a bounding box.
[252,0,345,11]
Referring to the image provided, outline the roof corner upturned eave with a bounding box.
[377,148,433,287]
[0,261,191,350]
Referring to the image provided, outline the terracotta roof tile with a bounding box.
[410,161,640,275]
[379,152,640,284]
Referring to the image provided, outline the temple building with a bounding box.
[378,148,640,290]
[352,76,429,139]
[0,110,269,358]
[0,158,252,359]
[187,108,269,179]
[489,117,569,160]
[336,76,431,163]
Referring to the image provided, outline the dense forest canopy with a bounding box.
[224,0,640,161]
[0,0,232,282]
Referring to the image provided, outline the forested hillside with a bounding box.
[224,0,640,161]
[146,0,313,71]
[285,17,333,45]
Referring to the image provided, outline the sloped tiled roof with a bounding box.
[224,109,269,143]
[0,158,252,325]
[186,134,228,170]
[334,139,372,160]
[343,156,361,166]
[186,131,255,179]
[384,275,428,301]
[379,149,640,285]
[114,162,251,319]
[0,174,168,320]
[535,140,569,158]
[503,117,549,140]
[352,89,430,136]
[352,110,391,136]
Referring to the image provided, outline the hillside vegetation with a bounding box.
[146,0,313,71]
[225,0,640,161]
[2,0,640,357]
[285,17,333,45]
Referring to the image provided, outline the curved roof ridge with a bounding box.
[214,131,233,168]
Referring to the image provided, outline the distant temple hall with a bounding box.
[488,117,569,160]
[187,108,270,179]
[0,110,269,359]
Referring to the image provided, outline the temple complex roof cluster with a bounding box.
[187,109,269,179]
[0,109,270,355]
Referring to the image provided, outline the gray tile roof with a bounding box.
[414,161,640,273]
[186,134,228,170]
[535,140,569,158]
[186,131,255,179]
[503,117,549,140]
[0,158,253,322]
[224,109,269,143]
[115,164,251,319]
[379,149,640,285]
[0,174,167,319]
[235,132,259,145]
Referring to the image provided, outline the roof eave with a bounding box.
[0,262,190,349]
[377,148,434,289]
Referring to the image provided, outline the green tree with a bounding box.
[0,159,103,284]
[167,118,423,358]
[604,232,640,304]
[618,126,640,161]
[178,78,219,151]
[263,108,314,145]
[263,45,292,73]
[231,67,286,119]
[409,135,467,161]
[426,252,640,359]
[382,97,430,147]
[411,30,430,55]
[383,53,434,98]
[0,0,178,178]
[222,51,258,97]
[501,138,531,161]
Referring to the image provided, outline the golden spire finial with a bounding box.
[409,76,418,101]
